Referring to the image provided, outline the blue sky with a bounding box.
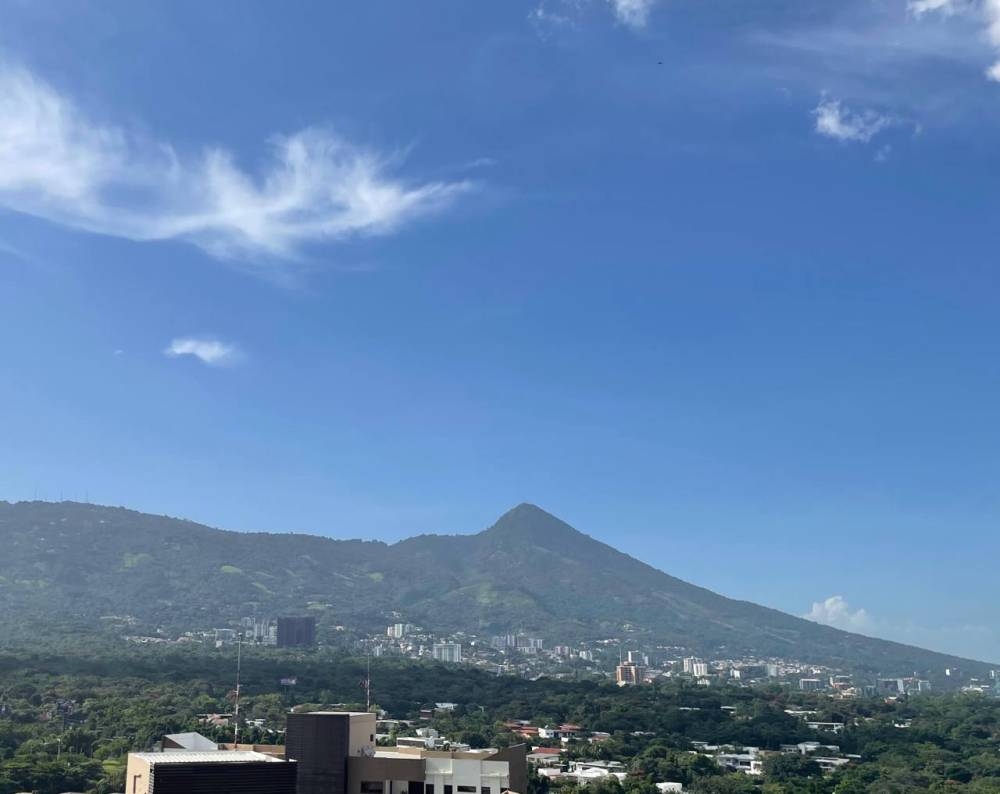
[2,0,1000,661]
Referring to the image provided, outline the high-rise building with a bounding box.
[126,715,527,794]
[682,657,700,674]
[276,617,316,648]
[286,712,374,794]
[691,662,709,678]
[877,678,904,695]
[387,623,413,639]
[616,661,646,685]
[285,712,526,794]
[432,643,462,663]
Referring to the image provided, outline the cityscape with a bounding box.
[128,612,1000,698]
[5,0,1000,791]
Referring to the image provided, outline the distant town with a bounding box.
[120,613,1000,698]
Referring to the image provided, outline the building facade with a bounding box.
[432,643,463,663]
[124,751,296,794]
[287,712,525,794]
[276,617,317,648]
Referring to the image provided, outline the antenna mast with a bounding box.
[365,646,372,712]
[234,633,243,746]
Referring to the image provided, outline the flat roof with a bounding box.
[132,751,283,764]
[375,749,501,760]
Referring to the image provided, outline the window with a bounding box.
[458,787,477,792]
[482,788,492,794]
[445,785,453,794]
[427,786,435,794]
[362,783,385,794]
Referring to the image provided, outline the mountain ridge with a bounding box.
[0,499,991,676]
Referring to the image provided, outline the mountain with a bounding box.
[0,500,988,676]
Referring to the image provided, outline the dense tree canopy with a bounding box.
[1,643,999,793]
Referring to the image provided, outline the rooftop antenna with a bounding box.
[365,645,372,712]
[234,633,243,746]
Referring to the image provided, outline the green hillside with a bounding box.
[0,500,989,676]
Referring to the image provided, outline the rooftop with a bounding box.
[132,751,283,764]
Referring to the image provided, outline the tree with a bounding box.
[764,753,821,783]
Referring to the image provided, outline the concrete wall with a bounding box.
[348,755,426,794]
[124,755,152,794]
[350,712,378,757]
[490,745,528,794]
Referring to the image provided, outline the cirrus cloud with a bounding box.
[0,67,472,263]
[909,0,1000,80]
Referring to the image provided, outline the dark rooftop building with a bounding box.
[277,616,317,648]
[125,750,296,794]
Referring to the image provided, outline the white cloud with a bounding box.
[608,0,658,29]
[164,337,241,367]
[813,98,892,143]
[803,595,1000,661]
[529,4,576,37]
[908,0,964,16]
[804,595,875,632]
[909,0,1000,80]
[0,67,471,262]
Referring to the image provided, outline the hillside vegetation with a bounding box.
[0,501,990,676]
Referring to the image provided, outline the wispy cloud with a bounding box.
[608,0,658,29]
[813,98,893,143]
[529,3,577,38]
[164,337,242,367]
[804,595,875,632]
[909,0,963,15]
[530,0,658,36]
[908,0,1000,80]
[0,67,471,263]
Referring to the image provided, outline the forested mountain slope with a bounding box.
[0,500,987,676]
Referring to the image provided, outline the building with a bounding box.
[616,661,646,685]
[276,617,317,648]
[799,678,823,692]
[805,721,845,735]
[877,678,904,696]
[690,662,709,678]
[215,628,239,646]
[162,733,220,752]
[124,750,296,794]
[387,624,415,639]
[285,712,526,794]
[716,753,763,775]
[432,643,463,663]
[682,657,698,674]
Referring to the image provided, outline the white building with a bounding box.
[691,662,709,677]
[432,643,463,663]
